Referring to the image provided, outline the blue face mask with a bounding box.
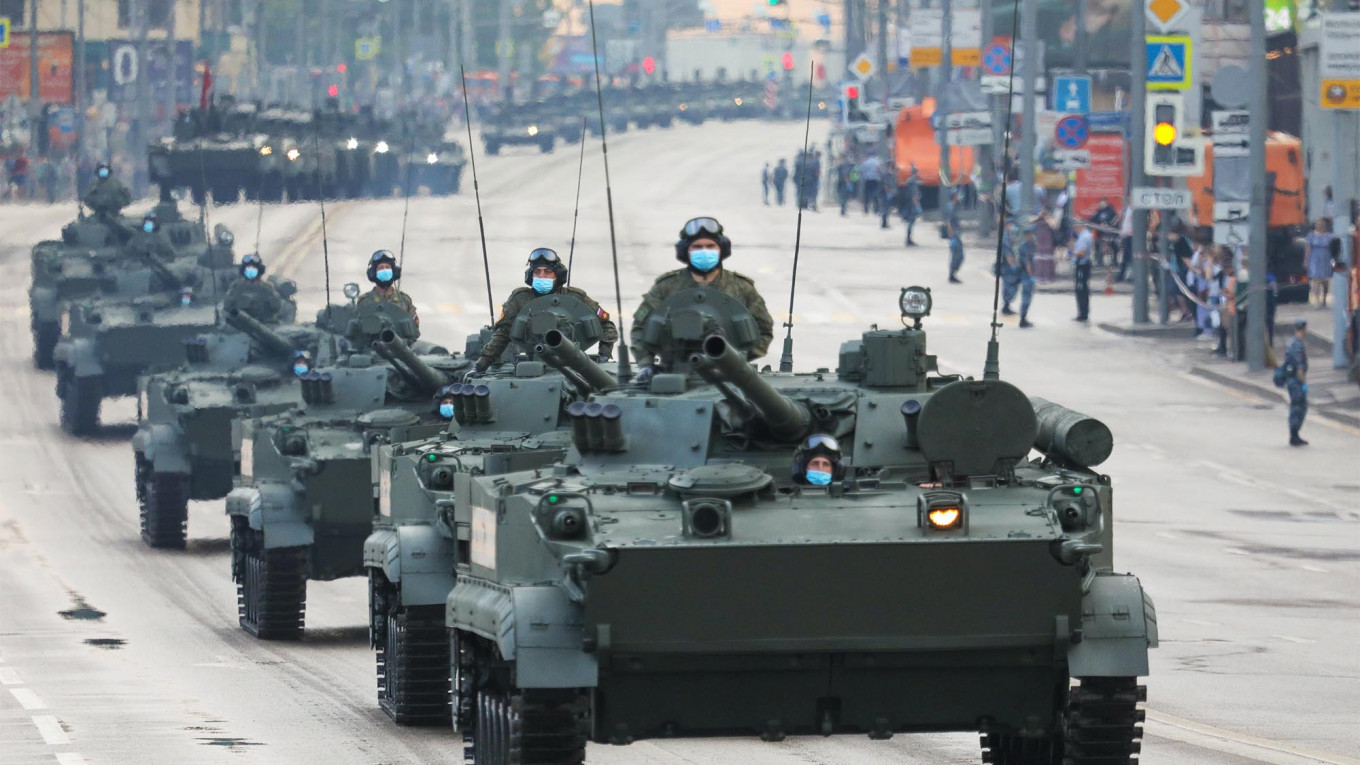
[806,469,832,486]
[143,221,156,233]
[180,296,192,307]
[243,266,260,280]
[532,276,555,294]
[439,403,455,419]
[293,364,309,377]
[375,268,394,283]
[689,248,721,272]
[98,169,110,179]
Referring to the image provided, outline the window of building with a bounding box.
[0,0,26,27]
[117,0,174,29]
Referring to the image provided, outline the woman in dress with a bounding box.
[1305,218,1336,308]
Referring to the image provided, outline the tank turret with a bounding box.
[690,334,810,441]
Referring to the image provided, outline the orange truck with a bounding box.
[1186,131,1309,300]
[893,98,974,206]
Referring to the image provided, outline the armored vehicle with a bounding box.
[365,292,612,725]
[481,103,557,155]
[397,139,466,197]
[227,299,470,640]
[147,100,264,205]
[441,287,1155,764]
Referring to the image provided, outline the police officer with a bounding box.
[1017,225,1037,329]
[1284,318,1309,446]
[83,163,133,225]
[791,434,846,487]
[223,253,287,323]
[1071,220,1094,322]
[473,247,619,373]
[630,217,774,365]
[357,250,420,335]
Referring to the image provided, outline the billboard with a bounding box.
[105,39,195,106]
[1074,133,1125,221]
[0,31,76,104]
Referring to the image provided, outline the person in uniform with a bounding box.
[1017,225,1037,329]
[292,350,314,377]
[434,384,458,421]
[1070,220,1094,322]
[222,253,287,323]
[630,217,775,366]
[1284,318,1309,446]
[128,212,178,262]
[356,249,419,337]
[791,434,846,487]
[473,248,618,374]
[83,163,133,227]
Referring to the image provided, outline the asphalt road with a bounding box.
[1,120,1356,765]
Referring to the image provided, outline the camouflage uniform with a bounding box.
[127,230,178,263]
[223,279,287,324]
[479,286,619,367]
[631,267,774,362]
[356,287,420,335]
[83,177,133,219]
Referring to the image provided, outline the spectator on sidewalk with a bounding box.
[1305,218,1336,308]
[1283,318,1310,446]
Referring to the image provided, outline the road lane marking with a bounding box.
[1146,708,1360,765]
[1272,635,1316,644]
[0,667,20,685]
[1223,547,1250,555]
[31,715,70,746]
[9,688,46,710]
[1299,564,1328,573]
[56,754,87,765]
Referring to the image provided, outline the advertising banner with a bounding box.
[0,31,75,103]
[1074,133,1125,221]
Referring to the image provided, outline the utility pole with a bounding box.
[166,0,178,128]
[135,0,151,195]
[497,0,512,102]
[1130,0,1149,324]
[978,0,994,237]
[76,0,85,155]
[1074,0,1088,75]
[294,0,306,103]
[1245,0,1268,370]
[938,0,952,186]
[876,0,888,103]
[28,0,39,124]
[1018,0,1037,216]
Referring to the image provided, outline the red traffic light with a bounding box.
[336,63,347,74]
[327,84,339,97]
[845,85,860,99]
[781,52,794,70]
[642,56,656,75]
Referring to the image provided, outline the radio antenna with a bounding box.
[779,64,816,374]
[396,133,416,287]
[313,129,334,329]
[587,0,633,383]
[195,138,220,327]
[983,0,1024,381]
[565,116,588,286]
[459,63,497,325]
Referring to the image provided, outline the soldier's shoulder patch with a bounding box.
[596,307,610,321]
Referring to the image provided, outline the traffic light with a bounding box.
[328,84,339,98]
[1144,93,1203,176]
[781,52,794,70]
[642,56,656,75]
[843,83,867,123]
[336,63,347,74]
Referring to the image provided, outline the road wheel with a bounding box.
[462,634,587,765]
[32,320,59,370]
[59,373,101,436]
[212,184,239,205]
[233,523,307,640]
[140,469,189,549]
[377,599,451,726]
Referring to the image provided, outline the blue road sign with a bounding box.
[1054,115,1090,150]
[817,12,832,31]
[1053,75,1091,114]
[983,44,1011,76]
[1087,110,1130,133]
[704,18,722,33]
[1146,36,1191,90]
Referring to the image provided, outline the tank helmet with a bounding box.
[366,249,401,283]
[523,247,567,287]
[240,252,266,278]
[791,434,846,484]
[674,216,732,263]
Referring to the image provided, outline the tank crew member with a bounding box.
[791,434,846,487]
[357,249,420,335]
[435,384,458,421]
[472,248,619,374]
[630,217,775,364]
[1284,318,1309,446]
[129,212,178,262]
[178,286,195,307]
[222,253,287,323]
[292,350,313,377]
[83,163,133,225]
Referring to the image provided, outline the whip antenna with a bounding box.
[313,130,334,329]
[458,64,497,325]
[779,64,816,374]
[195,138,221,327]
[565,116,588,286]
[396,133,416,286]
[587,0,632,383]
[983,0,1024,381]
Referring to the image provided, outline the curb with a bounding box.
[1097,322,1194,339]
[1190,365,1360,429]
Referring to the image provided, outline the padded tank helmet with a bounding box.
[791,434,846,484]
[674,216,732,263]
[240,252,266,278]
[366,249,401,284]
[523,247,568,287]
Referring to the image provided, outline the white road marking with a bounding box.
[31,715,70,746]
[1180,619,1221,626]
[1154,531,1179,540]
[0,667,20,685]
[1273,635,1316,644]
[9,687,47,710]
[56,754,87,765]
[1299,564,1328,573]
[1223,547,1250,556]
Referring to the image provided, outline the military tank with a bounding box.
[481,102,558,155]
[364,292,612,725]
[131,288,353,549]
[226,297,470,640]
[147,100,264,205]
[438,286,1155,764]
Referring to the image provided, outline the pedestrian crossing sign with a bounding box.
[0,16,11,50]
[1146,36,1191,91]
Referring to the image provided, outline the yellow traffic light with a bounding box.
[1153,122,1177,146]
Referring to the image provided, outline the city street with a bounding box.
[1,120,1357,764]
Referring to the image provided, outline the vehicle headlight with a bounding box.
[734,97,743,105]
[375,140,389,153]
[286,148,301,161]
[679,103,688,111]
[527,124,540,136]
[346,137,359,150]
[918,492,967,533]
[899,285,932,324]
[426,152,439,165]
[927,507,961,529]
[259,145,273,156]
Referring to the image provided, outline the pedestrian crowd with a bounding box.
[3,149,115,204]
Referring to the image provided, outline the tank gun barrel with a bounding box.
[224,308,296,358]
[372,329,454,393]
[691,334,810,442]
[542,329,617,393]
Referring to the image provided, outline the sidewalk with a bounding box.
[1099,303,1360,429]
[961,232,1132,295]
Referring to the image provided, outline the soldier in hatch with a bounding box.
[472,248,619,374]
[630,217,774,368]
[791,435,846,487]
[83,163,133,228]
[355,249,420,337]
[222,253,290,323]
